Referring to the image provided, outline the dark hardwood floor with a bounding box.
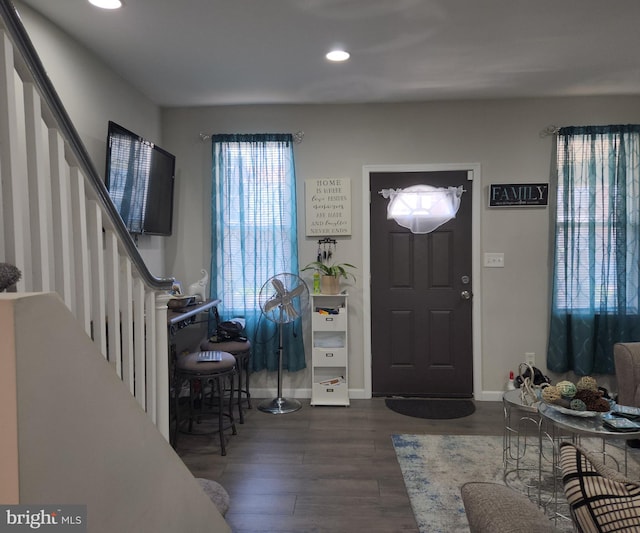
[176,397,504,533]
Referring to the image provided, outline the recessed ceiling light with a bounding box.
[326,50,350,62]
[88,0,123,9]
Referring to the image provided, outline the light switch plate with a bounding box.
[484,252,504,268]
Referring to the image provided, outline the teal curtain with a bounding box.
[210,133,305,372]
[548,125,640,375]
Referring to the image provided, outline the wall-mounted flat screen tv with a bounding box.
[105,121,176,236]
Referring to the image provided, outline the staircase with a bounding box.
[0,2,229,530]
[0,0,173,433]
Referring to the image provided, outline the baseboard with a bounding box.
[250,387,368,400]
[250,387,311,399]
[475,390,505,402]
[249,388,503,401]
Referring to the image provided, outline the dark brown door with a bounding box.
[370,171,473,397]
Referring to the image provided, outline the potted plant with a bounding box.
[301,261,356,294]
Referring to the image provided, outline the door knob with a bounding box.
[461,290,472,300]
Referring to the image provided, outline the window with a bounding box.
[548,125,640,375]
[381,184,463,234]
[210,134,305,372]
[214,141,296,309]
[554,135,637,311]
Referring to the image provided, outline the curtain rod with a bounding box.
[199,131,305,143]
[539,125,560,138]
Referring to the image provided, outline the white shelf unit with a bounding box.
[310,293,349,406]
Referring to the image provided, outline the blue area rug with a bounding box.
[392,434,504,533]
[391,434,578,533]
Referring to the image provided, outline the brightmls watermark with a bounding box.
[0,506,86,532]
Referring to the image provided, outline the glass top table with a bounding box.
[504,393,640,516]
[539,400,640,524]
[538,402,640,440]
[502,389,547,501]
[503,388,538,413]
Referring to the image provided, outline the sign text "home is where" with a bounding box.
[305,178,352,236]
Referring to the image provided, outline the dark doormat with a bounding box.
[385,398,476,420]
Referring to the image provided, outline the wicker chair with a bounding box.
[614,342,640,407]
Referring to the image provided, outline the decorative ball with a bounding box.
[590,398,611,412]
[556,380,577,399]
[570,399,587,411]
[542,385,561,404]
[574,389,609,412]
[576,376,598,392]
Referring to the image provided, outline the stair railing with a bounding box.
[0,0,175,439]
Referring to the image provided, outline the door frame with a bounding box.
[362,163,486,400]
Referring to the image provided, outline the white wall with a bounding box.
[15,1,169,276]
[3,294,230,533]
[162,98,640,398]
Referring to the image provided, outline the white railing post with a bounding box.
[87,201,107,358]
[23,82,54,292]
[70,166,91,335]
[155,293,172,441]
[49,128,74,309]
[133,279,146,407]
[145,291,157,423]
[104,230,121,373]
[120,257,135,392]
[0,30,30,289]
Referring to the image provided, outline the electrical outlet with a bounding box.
[525,352,536,365]
[484,252,504,268]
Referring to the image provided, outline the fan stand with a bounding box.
[258,310,302,415]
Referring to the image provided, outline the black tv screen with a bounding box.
[105,121,176,236]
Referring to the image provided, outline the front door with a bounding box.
[370,171,473,397]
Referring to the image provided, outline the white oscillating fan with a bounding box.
[257,273,309,414]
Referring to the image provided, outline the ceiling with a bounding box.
[18,0,640,108]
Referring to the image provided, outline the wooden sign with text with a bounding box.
[489,183,549,207]
[305,178,351,236]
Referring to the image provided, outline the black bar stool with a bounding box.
[173,350,237,455]
[201,339,252,424]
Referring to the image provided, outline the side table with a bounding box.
[539,402,640,475]
[538,402,640,523]
[502,390,552,501]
